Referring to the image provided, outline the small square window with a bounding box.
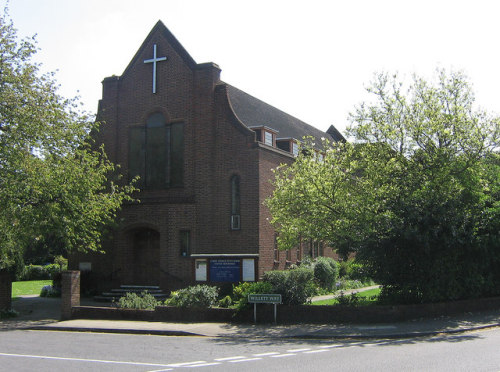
[180,230,190,257]
[292,142,299,156]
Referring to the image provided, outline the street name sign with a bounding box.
[248,294,282,323]
[248,294,282,304]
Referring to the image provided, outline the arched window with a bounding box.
[230,175,240,230]
[129,113,184,189]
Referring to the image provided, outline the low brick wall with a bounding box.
[0,270,12,310]
[71,296,500,324]
[72,305,236,323]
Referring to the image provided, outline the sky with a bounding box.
[3,0,500,134]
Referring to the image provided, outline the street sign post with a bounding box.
[248,294,282,324]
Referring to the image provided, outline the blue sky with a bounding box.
[4,0,500,134]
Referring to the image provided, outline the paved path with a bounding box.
[2,293,500,339]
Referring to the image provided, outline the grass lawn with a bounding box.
[311,287,381,306]
[11,280,52,299]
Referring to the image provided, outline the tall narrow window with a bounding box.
[180,230,190,257]
[230,175,241,230]
[128,113,184,189]
[274,233,279,262]
[296,236,302,262]
[313,241,320,258]
[146,113,168,189]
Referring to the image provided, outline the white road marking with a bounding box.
[0,352,172,367]
[167,361,207,367]
[253,352,280,356]
[229,358,262,363]
[287,348,311,353]
[271,353,296,358]
[183,362,221,368]
[214,356,246,361]
[319,344,343,349]
[304,349,329,354]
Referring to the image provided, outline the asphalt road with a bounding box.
[1,328,500,371]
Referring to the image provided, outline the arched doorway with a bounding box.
[129,228,160,285]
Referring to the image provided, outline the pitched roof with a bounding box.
[226,85,343,146]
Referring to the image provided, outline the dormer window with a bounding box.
[250,126,278,148]
[276,138,299,156]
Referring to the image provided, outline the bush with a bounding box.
[54,255,68,271]
[21,265,48,280]
[313,257,339,291]
[299,256,315,268]
[0,308,18,319]
[336,291,360,306]
[339,259,370,282]
[263,266,316,305]
[40,285,61,298]
[217,295,233,308]
[51,272,62,290]
[165,285,219,309]
[43,264,61,278]
[18,263,64,281]
[117,291,160,310]
[231,281,273,310]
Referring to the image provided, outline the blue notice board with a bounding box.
[210,259,240,282]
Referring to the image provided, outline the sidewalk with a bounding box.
[2,294,500,339]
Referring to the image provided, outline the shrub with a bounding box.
[43,264,61,278]
[165,285,219,309]
[21,265,48,280]
[313,257,339,291]
[117,291,160,310]
[40,285,61,298]
[18,263,64,281]
[263,266,316,305]
[0,308,18,319]
[51,272,62,290]
[54,255,68,271]
[231,281,273,310]
[339,259,370,281]
[299,256,315,269]
[336,291,360,306]
[217,295,233,308]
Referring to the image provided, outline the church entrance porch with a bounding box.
[124,228,160,286]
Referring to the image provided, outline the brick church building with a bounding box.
[71,21,344,292]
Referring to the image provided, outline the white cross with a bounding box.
[144,44,167,94]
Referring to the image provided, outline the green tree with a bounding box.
[0,11,135,284]
[267,69,499,304]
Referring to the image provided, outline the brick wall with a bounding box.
[257,145,295,276]
[61,270,80,320]
[0,270,12,310]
